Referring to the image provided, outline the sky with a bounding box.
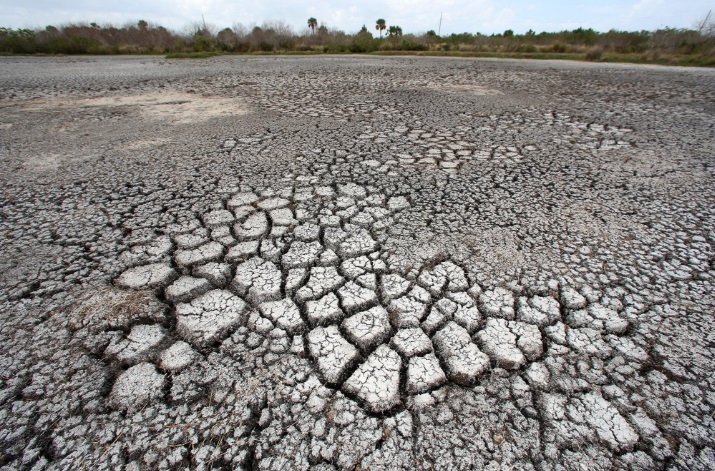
[3,0,713,35]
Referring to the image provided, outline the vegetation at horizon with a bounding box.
[1,15,714,66]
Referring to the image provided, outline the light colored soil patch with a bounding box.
[413,83,504,95]
[437,84,504,95]
[22,152,99,172]
[16,91,250,125]
[123,137,172,150]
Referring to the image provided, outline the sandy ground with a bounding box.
[0,55,714,470]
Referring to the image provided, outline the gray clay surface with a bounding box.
[0,55,714,469]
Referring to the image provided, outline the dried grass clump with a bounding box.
[585,46,604,61]
[67,286,166,332]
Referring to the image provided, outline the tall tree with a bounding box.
[307,17,317,35]
[375,19,386,38]
[388,25,402,44]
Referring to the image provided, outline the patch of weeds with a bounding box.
[165,52,220,59]
[585,46,604,61]
[68,286,166,332]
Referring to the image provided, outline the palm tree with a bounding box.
[308,17,317,35]
[375,19,386,38]
[388,25,402,45]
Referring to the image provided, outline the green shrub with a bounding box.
[349,31,378,53]
[258,41,274,52]
[324,42,349,53]
[398,39,427,51]
[165,52,219,59]
[0,28,38,53]
[277,37,294,49]
[349,41,368,53]
[192,35,214,52]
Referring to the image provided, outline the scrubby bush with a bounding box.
[349,28,378,53]
[0,28,38,53]
[585,46,604,61]
[1,22,182,54]
[599,29,649,53]
[398,37,428,51]
[0,19,713,63]
[192,34,214,52]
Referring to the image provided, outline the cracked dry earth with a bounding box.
[0,56,714,471]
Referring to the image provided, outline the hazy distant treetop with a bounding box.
[376,19,386,38]
[696,11,715,40]
[217,27,235,43]
[308,17,317,34]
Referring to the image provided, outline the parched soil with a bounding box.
[0,55,714,470]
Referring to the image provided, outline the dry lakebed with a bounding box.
[0,55,714,470]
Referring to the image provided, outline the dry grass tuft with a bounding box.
[67,286,166,332]
[585,46,605,61]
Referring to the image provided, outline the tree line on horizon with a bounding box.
[1,16,714,62]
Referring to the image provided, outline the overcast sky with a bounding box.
[4,0,713,35]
